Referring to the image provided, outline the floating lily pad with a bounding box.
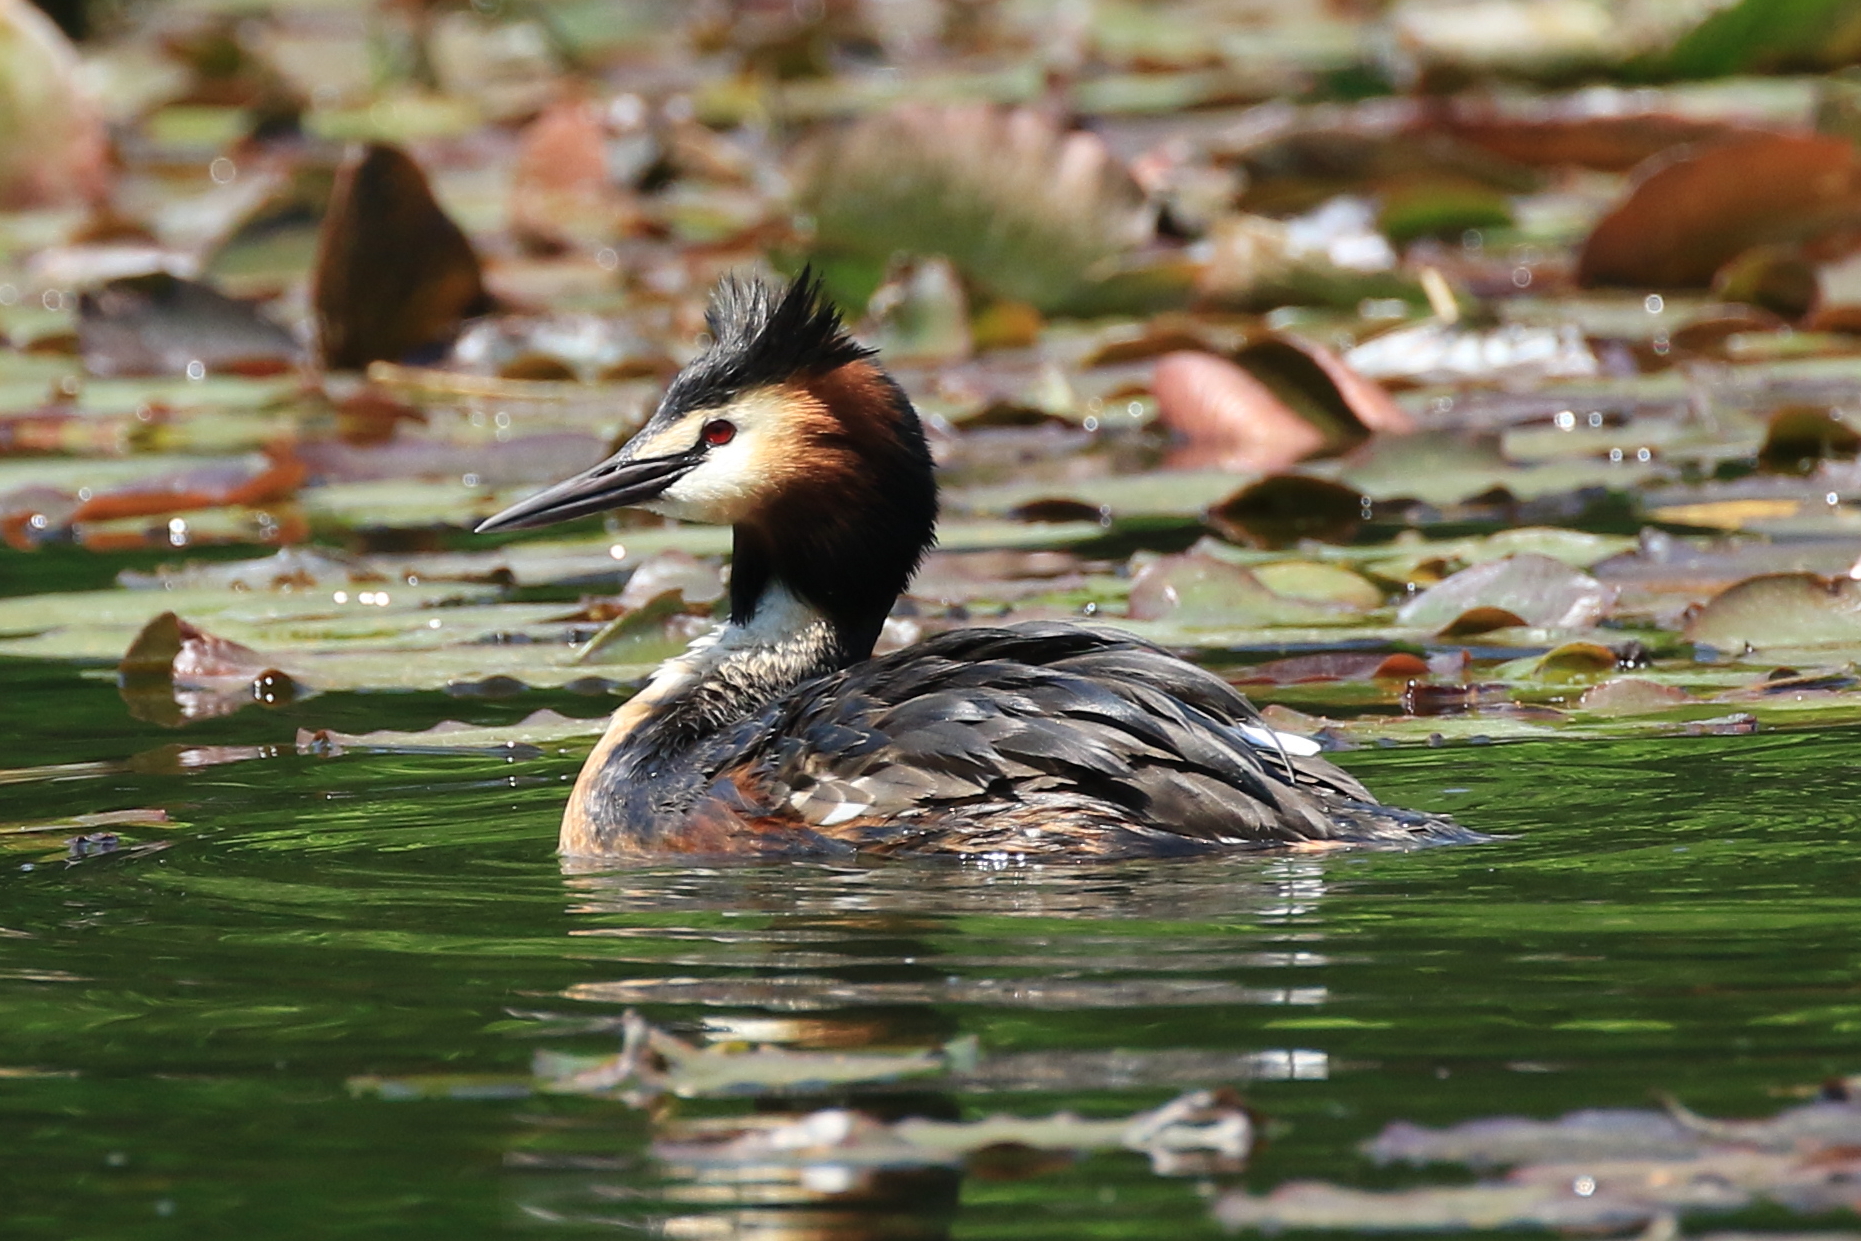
[1127,550,1357,628]
[1686,572,1861,650]
[1398,554,1616,631]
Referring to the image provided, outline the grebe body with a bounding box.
[479,273,1474,860]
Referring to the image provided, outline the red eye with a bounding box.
[701,419,736,447]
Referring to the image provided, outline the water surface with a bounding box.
[5,658,1860,1238]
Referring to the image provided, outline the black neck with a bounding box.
[728,378,938,667]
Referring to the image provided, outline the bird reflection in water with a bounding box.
[499,860,1333,1237]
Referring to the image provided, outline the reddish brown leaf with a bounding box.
[68,449,306,525]
[1154,351,1326,472]
[118,611,299,727]
[1579,134,1861,289]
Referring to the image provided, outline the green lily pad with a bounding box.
[1686,573,1861,650]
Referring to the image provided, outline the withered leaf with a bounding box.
[1579,134,1861,290]
[313,143,491,371]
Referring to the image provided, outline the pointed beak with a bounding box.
[474,451,697,533]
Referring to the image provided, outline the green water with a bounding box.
[5,657,1861,1239]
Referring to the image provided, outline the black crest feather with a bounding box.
[661,267,870,418]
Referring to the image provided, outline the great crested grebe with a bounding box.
[478,272,1475,859]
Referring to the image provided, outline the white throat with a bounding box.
[630,579,841,717]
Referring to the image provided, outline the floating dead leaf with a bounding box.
[1438,110,1741,172]
[1758,405,1861,474]
[1686,573,1861,650]
[1126,550,1353,627]
[1578,134,1861,290]
[78,273,302,378]
[1398,554,1616,631]
[1154,351,1326,471]
[313,143,491,370]
[1206,475,1364,549]
[118,610,298,726]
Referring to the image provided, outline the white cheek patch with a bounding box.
[639,388,798,524]
[645,432,766,523]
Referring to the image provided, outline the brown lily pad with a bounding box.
[79,273,302,378]
[118,610,298,726]
[1578,133,1861,290]
[313,143,492,370]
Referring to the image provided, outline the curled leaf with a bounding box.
[1154,350,1326,471]
[1578,134,1861,290]
[313,143,491,370]
[118,611,298,726]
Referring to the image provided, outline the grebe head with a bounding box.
[477,270,938,664]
